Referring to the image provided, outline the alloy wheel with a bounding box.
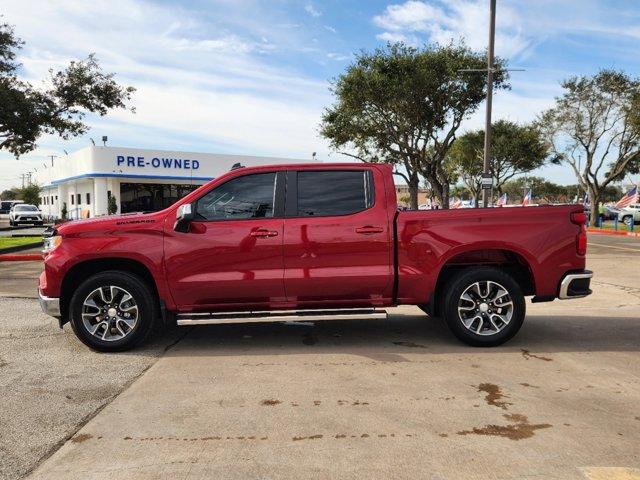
[457,280,514,336]
[81,286,139,341]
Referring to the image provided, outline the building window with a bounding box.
[71,195,74,205]
[86,193,91,204]
[120,183,199,214]
[76,194,81,205]
[55,196,58,201]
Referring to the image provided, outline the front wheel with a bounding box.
[69,271,157,352]
[442,267,526,347]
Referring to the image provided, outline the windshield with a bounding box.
[15,205,38,211]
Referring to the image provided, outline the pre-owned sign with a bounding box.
[116,155,201,170]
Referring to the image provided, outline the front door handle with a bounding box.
[355,226,384,234]
[250,229,279,238]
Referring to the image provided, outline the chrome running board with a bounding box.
[176,308,388,326]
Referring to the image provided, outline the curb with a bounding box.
[0,242,43,256]
[587,228,640,238]
[0,253,42,261]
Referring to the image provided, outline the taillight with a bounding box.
[570,212,587,255]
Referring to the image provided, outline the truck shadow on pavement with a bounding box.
[153,312,640,360]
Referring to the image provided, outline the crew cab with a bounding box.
[38,163,592,351]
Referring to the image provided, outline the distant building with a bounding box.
[30,146,314,219]
[394,185,431,207]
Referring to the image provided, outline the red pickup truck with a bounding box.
[39,163,592,351]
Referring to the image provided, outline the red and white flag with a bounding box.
[450,197,462,209]
[522,190,532,206]
[495,193,507,207]
[615,186,638,209]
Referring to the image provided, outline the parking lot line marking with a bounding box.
[587,242,640,253]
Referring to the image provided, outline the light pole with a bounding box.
[481,0,497,208]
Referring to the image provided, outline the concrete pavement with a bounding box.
[23,235,640,480]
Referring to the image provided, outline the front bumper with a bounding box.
[38,289,61,317]
[558,270,593,299]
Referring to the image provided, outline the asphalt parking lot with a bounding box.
[1,234,639,480]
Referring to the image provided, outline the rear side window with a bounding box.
[196,172,276,220]
[297,170,374,216]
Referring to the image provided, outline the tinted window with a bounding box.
[297,170,374,216]
[196,173,276,220]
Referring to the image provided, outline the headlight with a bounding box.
[42,235,62,254]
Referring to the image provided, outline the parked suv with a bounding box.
[9,204,43,226]
[0,200,23,214]
[618,204,640,226]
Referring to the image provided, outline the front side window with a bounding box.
[196,173,276,221]
[297,170,374,216]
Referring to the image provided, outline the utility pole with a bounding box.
[49,155,57,167]
[481,0,497,208]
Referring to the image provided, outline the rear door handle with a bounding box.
[250,229,278,238]
[355,226,384,234]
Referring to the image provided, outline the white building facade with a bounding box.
[32,146,312,220]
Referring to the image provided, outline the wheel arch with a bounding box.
[60,257,160,323]
[427,248,535,317]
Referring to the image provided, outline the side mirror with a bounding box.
[174,203,194,232]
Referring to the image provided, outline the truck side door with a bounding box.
[282,167,394,307]
[164,171,286,311]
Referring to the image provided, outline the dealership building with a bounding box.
[32,146,313,220]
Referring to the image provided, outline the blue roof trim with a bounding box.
[50,172,214,185]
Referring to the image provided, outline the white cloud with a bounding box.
[373,0,531,59]
[327,52,351,61]
[324,25,337,34]
[0,0,336,190]
[304,3,321,17]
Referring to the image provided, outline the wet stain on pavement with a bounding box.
[520,383,539,388]
[478,383,512,410]
[521,349,553,362]
[71,433,93,444]
[293,434,323,441]
[393,341,428,348]
[458,414,552,441]
[260,399,281,406]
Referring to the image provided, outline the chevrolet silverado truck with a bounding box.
[39,163,592,351]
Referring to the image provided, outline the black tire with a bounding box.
[622,216,633,227]
[442,267,525,347]
[69,271,158,352]
[9,219,14,227]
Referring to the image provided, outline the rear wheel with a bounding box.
[442,267,525,347]
[69,271,157,352]
[622,216,634,227]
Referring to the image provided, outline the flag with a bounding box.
[495,193,507,207]
[522,190,532,206]
[615,186,638,209]
[450,197,462,209]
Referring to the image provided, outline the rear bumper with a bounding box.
[38,289,61,317]
[558,270,593,299]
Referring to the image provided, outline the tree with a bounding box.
[0,21,135,157]
[321,42,508,209]
[107,194,118,215]
[0,188,18,200]
[449,120,549,205]
[538,70,640,225]
[61,202,68,220]
[18,183,42,206]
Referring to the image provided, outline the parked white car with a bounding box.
[618,204,640,226]
[9,204,43,226]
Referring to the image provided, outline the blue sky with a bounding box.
[2,0,640,191]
